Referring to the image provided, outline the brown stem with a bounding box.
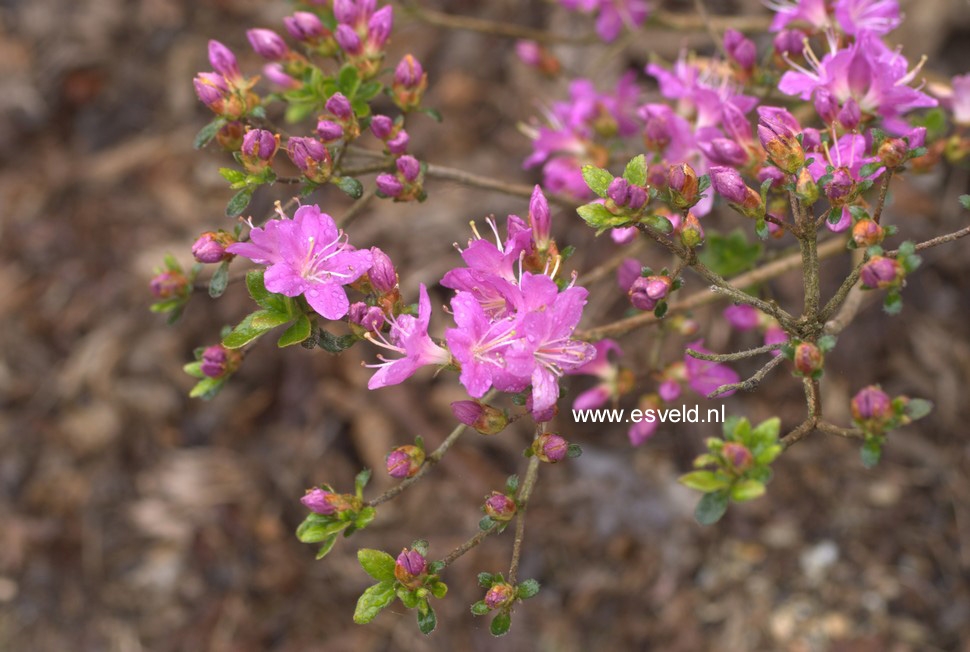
[816,421,865,440]
[650,9,772,33]
[707,353,785,398]
[576,239,645,286]
[424,164,577,209]
[871,171,893,225]
[437,523,501,569]
[686,342,784,362]
[508,444,542,585]
[780,417,817,449]
[336,186,378,227]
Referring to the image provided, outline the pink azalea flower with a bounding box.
[566,339,624,411]
[445,292,524,398]
[766,0,830,32]
[684,340,740,397]
[724,304,760,330]
[227,205,372,320]
[365,284,452,389]
[833,0,900,36]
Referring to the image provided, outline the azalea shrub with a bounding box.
[153,0,970,637]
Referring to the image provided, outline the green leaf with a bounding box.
[642,214,673,234]
[471,600,490,616]
[332,176,364,199]
[504,475,519,494]
[317,330,358,353]
[245,269,288,313]
[817,335,837,353]
[517,579,540,599]
[417,602,437,635]
[226,187,254,217]
[959,195,970,210]
[278,314,312,347]
[183,361,204,379]
[355,469,372,496]
[721,416,743,439]
[883,290,903,315]
[581,165,613,198]
[285,102,317,124]
[208,260,230,298]
[296,513,349,543]
[398,588,420,609]
[219,167,247,184]
[905,398,933,421]
[478,572,497,588]
[358,549,396,581]
[479,516,496,531]
[250,310,292,331]
[189,377,223,400]
[653,300,668,319]
[490,611,512,636]
[429,580,448,599]
[355,506,377,530]
[754,444,782,465]
[749,417,781,444]
[194,118,226,149]
[730,479,766,502]
[566,443,583,458]
[698,228,763,278]
[576,202,627,230]
[353,581,396,624]
[337,64,361,97]
[679,470,731,492]
[695,490,730,525]
[315,533,339,559]
[861,438,882,468]
[622,154,647,187]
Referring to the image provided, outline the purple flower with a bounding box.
[227,205,372,319]
[246,28,288,61]
[284,11,325,42]
[560,0,649,42]
[367,6,393,48]
[724,29,756,70]
[368,247,397,293]
[208,40,239,80]
[567,339,624,411]
[834,0,900,36]
[386,445,424,479]
[301,488,337,515]
[658,379,681,402]
[943,74,970,126]
[445,292,522,398]
[376,173,403,197]
[365,284,452,389]
[767,0,830,33]
[724,304,760,330]
[684,341,740,397]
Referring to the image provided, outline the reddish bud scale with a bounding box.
[484,492,517,521]
[851,385,893,424]
[394,548,427,589]
[485,583,517,609]
[793,342,823,376]
[852,219,884,247]
[385,445,425,479]
[722,442,753,472]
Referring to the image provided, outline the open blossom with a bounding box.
[766,0,830,32]
[566,339,625,411]
[684,341,740,397]
[227,205,372,319]
[366,284,452,389]
[558,0,649,42]
[446,292,523,398]
[834,0,900,35]
[939,74,970,126]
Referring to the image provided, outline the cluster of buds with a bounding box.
[348,302,386,334]
[629,274,672,313]
[370,115,410,154]
[239,128,279,174]
[605,177,648,214]
[376,155,424,201]
[334,0,393,77]
[385,445,425,479]
[724,29,756,74]
[451,400,509,435]
[193,41,260,120]
[850,385,933,467]
[283,11,337,56]
[287,137,333,183]
[321,92,360,141]
[391,54,427,112]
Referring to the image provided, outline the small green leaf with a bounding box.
[695,490,730,525]
[581,165,614,198]
[679,470,731,492]
[208,260,230,298]
[643,214,673,234]
[749,417,781,444]
[358,549,396,581]
[296,513,349,543]
[226,187,254,217]
[576,202,627,230]
[698,228,763,278]
[858,162,884,178]
[905,398,933,421]
[479,516,496,531]
[653,301,668,319]
[315,533,339,559]
[478,572,497,588]
[317,330,358,353]
[959,195,970,210]
[817,335,837,353]
[332,176,364,199]
[353,581,396,624]
[355,468,372,496]
[721,416,743,439]
[622,154,647,187]
[471,600,490,616]
[278,314,312,347]
[517,579,540,599]
[417,602,437,635]
[250,310,292,331]
[504,475,519,494]
[429,580,448,599]
[398,588,420,609]
[337,64,361,96]
[861,438,883,468]
[183,361,204,379]
[219,167,247,184]
[194,118,226,149]
[189,377,223,400]
[883,290,903,315]
[730,479,766,502]
[566,443,583,458]
[490,611,512,636]
[355,506,377,530]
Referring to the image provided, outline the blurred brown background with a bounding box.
[2,0,970,650]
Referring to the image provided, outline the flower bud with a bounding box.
[668,163,698,207]
[724,304,759,330]
[201,344,239,378]
[724,29,756,70]
[241,128,278,162]
[370,115,393,140]
[851,385,892,423]
[208,40,239,80]
[193,72,229,113]
[721,442,753,472]
[325,92,353,120]
[838,98,861,130]
[484,492,517,521]
[396,155,421,183]
[485,583,517,609]
[263,63,301,89]
[215,121,245,150]
[878,138,908,168]
[813,88,838,124]
[533,433,568,463]
[150,270,188,299]
[394,54,423,88]
[367,6,393,49]
[376,173,404,198]
[283,11,325,43]
[386,129,410,154]
[607,177,631,206]
[246,28,288,61]
[316,119,344,142]
[287,137,332,182]
[627,185,648,212]
[757,165,786,190]
[629,276,658,311]
[860,256,903,289]
[333,0,358,25]
[700,137,749,167]
[680,211,705,248]
[824,167,854,203]
[907,126,927,149]
[795,167,819,205]
[367,247,398,293]
[192,231,235,263]
[774,29,806,57]
[394,548,427,588]
[300,488,338,515]
[528,184,552,250]
[801,127,822,151]
[386,445,424,479]
[793,342,823,376]
[335,24,361,54]
[451,400,509,435]
[709,166,763,217]
[758,115,804,173]
[852,218,884,247]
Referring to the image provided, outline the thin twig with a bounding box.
[508,445,542,585]
[437,523,502,569]
[650,9,772,33]
[686,342,784,362]
[707,353,786,399]
[424,163,578,209]
[780,418,817,449]
[890,225,970,254]
[816,421,865,440]
[871,171,893,225]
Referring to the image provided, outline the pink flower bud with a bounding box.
[485,583,517,609]
[150,271,188,299]
[838,98,861,130]
[484,491,517,521]
[709,166,751,205]
[824,167,854,203]
[394,54,424,88]
[386,445,424,479]
[396,155,420,182]
[192,231,234,263]
[529,185,551,249]
[193,72,229,112]
[246,28,288,61]
[668,163,699,207]
[283,12,325,42]
[724,304,759,330]
[851,385,892,423]
[878,138,908,168]
[394,548,427,588]
[208,40,239,80]
[335,24,361,54]
[316,119,344,142]
[860,256,903,289]
[758,114,804,174]
[533,433,568,463]
[679,212,704,248]
[607,177,631,206]
[700,137,749,167]
[367,6,393,48]
[722,442,753,471]
[793,342,823,376]
[263,63,300,89]
[325,92,353,120]
[333,0,358,24]
[287,137,331,182]
[386,129,409,154]
[241,129,278,161]
[368,247,398,293]
[451,400,508,435]
[376,174,404,198]
[814,88,839,124]
[774,29,805,57]
[301,488,338,515]
[370,115,393,140]
[201,344,237,378]
[852,219,884,247]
